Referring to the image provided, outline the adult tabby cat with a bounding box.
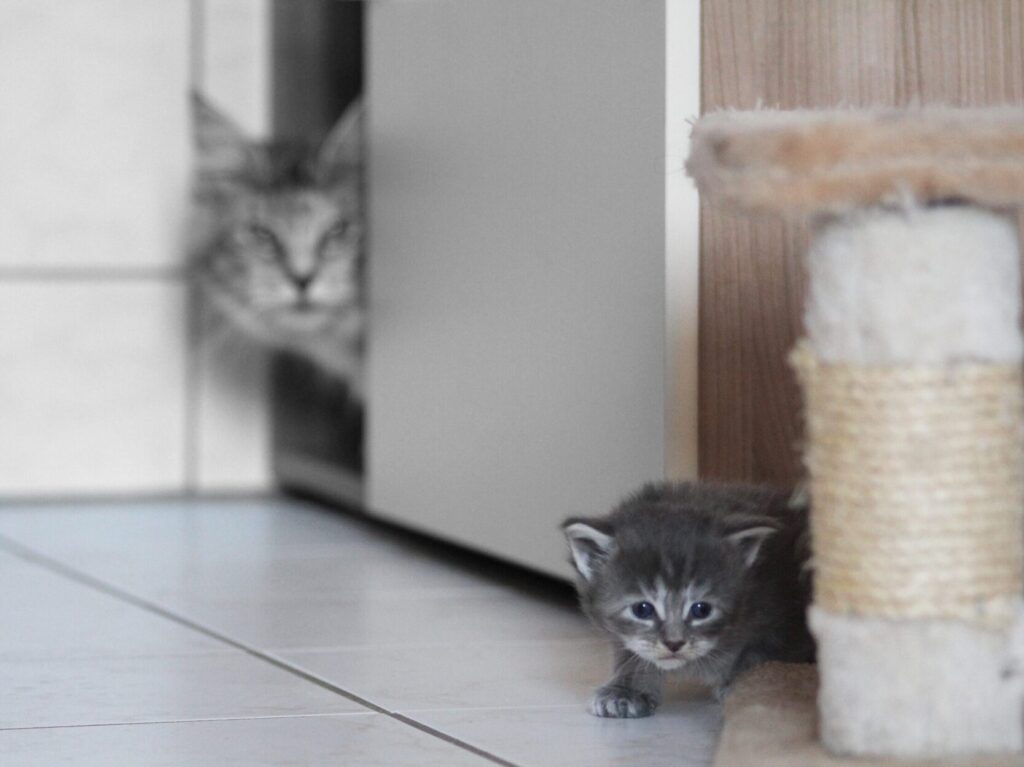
[189,92,364,397]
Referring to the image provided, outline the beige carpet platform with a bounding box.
[687,107,1024,216]
[712,663,1022,767]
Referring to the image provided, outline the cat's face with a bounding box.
[563,488,777,671]
[197,184,361,338]
[191,93,363,342]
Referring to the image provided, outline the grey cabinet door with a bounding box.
[366,0,669,578]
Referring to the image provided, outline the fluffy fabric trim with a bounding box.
[810,606,1024,757]
[804,205,1022,364]
[687,107,1024,215]
[713,661,1022,766]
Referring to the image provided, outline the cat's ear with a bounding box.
[561,518,615,581]
[315,98,363,186]
[191,90,260,195]
[724,516,780,568]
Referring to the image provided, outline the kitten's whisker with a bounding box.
[563,481,815,718]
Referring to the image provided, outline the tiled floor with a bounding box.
[0,496,722,766]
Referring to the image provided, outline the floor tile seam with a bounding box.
[389,713,522,767]
[258,650,528,766]
[4,560,563,606]
[0,712,377,732]
[272,636,608,654]
[0,534,391,711]
[0,649,243,663]
[397,703,585,715]
[0,534,526,767]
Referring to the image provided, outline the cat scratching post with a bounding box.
[688,108,1024,759]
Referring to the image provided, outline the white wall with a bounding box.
[0,0,272,497]
[665,0,702,480]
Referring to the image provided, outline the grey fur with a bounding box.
[189,91,365,396]
[563,481,814,717]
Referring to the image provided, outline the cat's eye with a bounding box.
[630,601,656,620]
[689,601,713,620]
[324,220,350,240]
[249,225,277,242]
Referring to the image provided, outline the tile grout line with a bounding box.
[182,265,201,494]
[0,268,184,281]
[0,712,375,733]
[0,536,522,767]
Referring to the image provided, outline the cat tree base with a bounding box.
[711,663,1021,767]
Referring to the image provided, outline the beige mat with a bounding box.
[712,663,1021,767]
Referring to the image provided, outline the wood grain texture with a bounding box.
[699,0,1024,486]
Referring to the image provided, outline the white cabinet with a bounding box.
[363,1,699,578]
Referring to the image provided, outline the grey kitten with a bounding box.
[562,481,813,717]
[190,92,365,397]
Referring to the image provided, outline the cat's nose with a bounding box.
[291,274,314,295]
[663,640,685,653]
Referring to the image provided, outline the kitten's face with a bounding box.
[563,486,777,671]
[594,573,734,670]
[197,185,361,338]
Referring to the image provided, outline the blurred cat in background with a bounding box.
[563,481,814,717]
[189,92,364,398]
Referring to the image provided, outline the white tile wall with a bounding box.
[0,0,190,272]
[191,0,273,491]
[0,0,273,496]
[193,325,271,492]
[0,282,188,495]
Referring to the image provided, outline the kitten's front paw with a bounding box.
[588,686,658,718]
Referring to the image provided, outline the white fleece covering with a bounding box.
[805,205,1023,365]
[804,204,1024,756]
[810,606,1024,757]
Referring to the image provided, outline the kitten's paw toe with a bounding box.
[588,687,658,718]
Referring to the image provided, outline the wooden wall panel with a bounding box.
[699,0,1024,487]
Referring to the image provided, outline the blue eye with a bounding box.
[630,601,656,620]
[689,601,713,620]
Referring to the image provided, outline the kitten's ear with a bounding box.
[561,518,615,581]
[191,90,260,194]
[316,98,363,186]
[724,516,780,568]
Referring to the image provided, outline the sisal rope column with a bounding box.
[688,109,1024,758]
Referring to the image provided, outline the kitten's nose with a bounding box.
[663,640,685,653]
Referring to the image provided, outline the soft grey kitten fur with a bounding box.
[190,92,365,397]
[562,481,813,717]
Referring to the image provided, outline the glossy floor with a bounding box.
[0,497,721,766]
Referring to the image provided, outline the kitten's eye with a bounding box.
[689,602,713,620]
[630,601,656,621]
